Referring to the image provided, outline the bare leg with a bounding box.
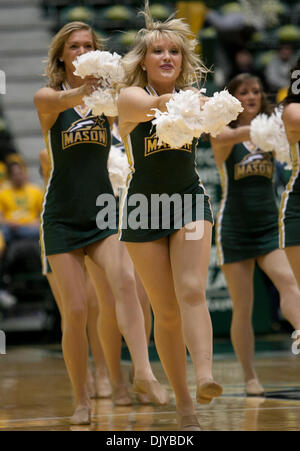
[48,250,90,425]
[135,269,152,344]
[257,249,300,330]
[84,261,112,398]
[46,272,63,327]
[126,237,195,417]
[131,271,153,404]
[285,246,300,288]
[46,270,101,399]
[222,258,262,392]
[169,221,222,403]
[87,235,169,405]
[85,255,132,406]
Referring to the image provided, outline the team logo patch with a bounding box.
[234,152,274,180]
[62,116,107,150]
[144,133,192,157]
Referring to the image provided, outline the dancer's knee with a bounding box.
[154,307,181,330]
[177,282,207,307]
[63,301,87,327]
[112,270,137,301]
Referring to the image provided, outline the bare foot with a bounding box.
[196,377,223,404]
[70,405,91,425]
[136,392,151,405]
[86,369,97,399]
[246,379,264,397]
[112,385,133,406]
[94,369,112,398]
[128,367,151,404]
[176,411,201,431]
[133,379,170,406]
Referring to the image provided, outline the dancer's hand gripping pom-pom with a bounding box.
[151,90,204,148]
[73,50,124,117]
[200,90,244,137]
[250,108,292,168]
[152,89,243,148]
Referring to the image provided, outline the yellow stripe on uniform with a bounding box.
[40,133,55,275]
[216,164,228,266]
[279,143,300,249]
[118,135,135,239]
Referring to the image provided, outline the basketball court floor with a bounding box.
[1,335,300,431]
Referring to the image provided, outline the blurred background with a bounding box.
[0,0,299,351]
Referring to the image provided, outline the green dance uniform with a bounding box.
[216,142,279,265]
[118,86,213,242]
[41,84,117,271]
[279,142,300,248]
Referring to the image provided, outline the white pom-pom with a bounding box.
[83,89,118,117]
[250,108,291,168]
[73,50,124,117]
[73,50,124,82]
[152,89,243,148]
[108,146,130,197]
[152,90,203,148]
[200,90,244,137]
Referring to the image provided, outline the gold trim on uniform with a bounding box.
[216,164,228,266]
[40,133,55,275]
[279,143,300,249]
[118,135,134,239]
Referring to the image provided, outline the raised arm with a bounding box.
[34,79,97,115]
[117,87,172,137]
[34,78,98,135]
[210,125,251,167]
[283,103,300,145]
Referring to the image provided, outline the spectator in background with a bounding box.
[0,162,43,246]
[265,43,298,95]
[228,48,266,87]
[0,162,43,309]
[0,153,26,192]
[204,4,256,82]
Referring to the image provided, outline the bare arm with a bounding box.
[34,78,97,115]
[283,103,300,145]
[34,78,98,135]
[117,87,173,137]
[210,125,251,167]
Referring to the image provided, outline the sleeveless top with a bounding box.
[216,141,278,264]
[41,83,116,258]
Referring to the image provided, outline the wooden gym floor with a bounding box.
[0,340,300,431]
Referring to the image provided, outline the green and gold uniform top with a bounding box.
[41,84,116,263]
[216,141,279,265]
[279,142,300,248]
[119,86,213,242]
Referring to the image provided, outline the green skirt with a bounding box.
[118,181,213,242]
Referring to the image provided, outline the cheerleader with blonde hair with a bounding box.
[117,1,222,431]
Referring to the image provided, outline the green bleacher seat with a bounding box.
[59,5,96,26]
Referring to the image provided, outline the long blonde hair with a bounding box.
[119,1,208,91]
[45,21,103,88]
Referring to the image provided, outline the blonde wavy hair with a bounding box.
[44,21,103,89]
[119,1,208,91]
